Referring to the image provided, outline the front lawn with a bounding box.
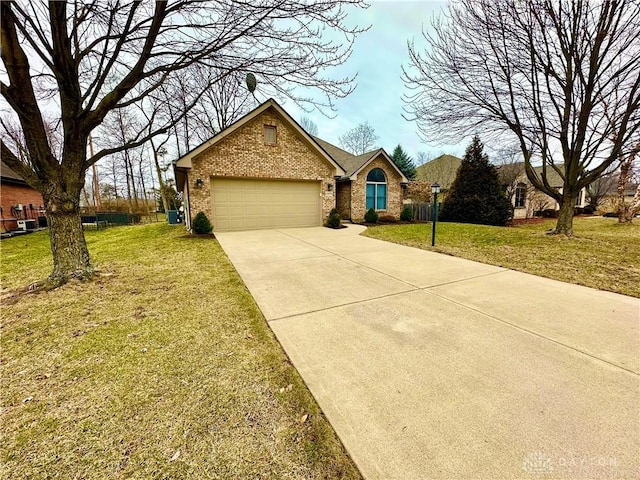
[1,223,361,479]
[363,217,640,298]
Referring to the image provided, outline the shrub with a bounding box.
[538,208,558,218]
[583,204,595,215]
[326,211,341,229]
[400,205,413,222]
[330,207,339,216]
[364,208,379,224]
[193,211,213,234]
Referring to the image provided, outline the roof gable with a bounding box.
[415,154,462,188]
[175,99,345,176]
[312,137,408,182]
[348,149,408,182]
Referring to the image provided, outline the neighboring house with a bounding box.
[498,164,589,219]
[587,171,639,213]
[618,183,639,205]
[0,160,44,233]
[416,155,589,219]
[415,154,462,191]
[174,99,408,231]
[598,183,640,214]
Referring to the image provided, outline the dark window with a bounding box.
[515,183,526,208]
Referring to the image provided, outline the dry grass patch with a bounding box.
[1,223,361,479]
[363,217,640,297]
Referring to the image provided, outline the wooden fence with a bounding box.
[409,202,440,222]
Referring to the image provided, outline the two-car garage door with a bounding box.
[211,178,321,231]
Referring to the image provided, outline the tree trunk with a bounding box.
[617,156,633,223]
[620,183,640,224]
[551,194,576,236]
[128,156,140,211]
[45,190,93,287]
[124,155,134,214]
[111,164,119,200]
[152,151,169,213]
[138,159,151,217]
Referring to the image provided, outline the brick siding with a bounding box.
[349,156,404,221]
[0,183,44,232]
[336,181,351,219]
[188,110,337,223]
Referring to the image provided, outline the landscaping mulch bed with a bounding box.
[508,217,546,226]
[181,232,216,239]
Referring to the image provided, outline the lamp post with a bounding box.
[431,182,440,247]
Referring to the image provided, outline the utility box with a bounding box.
[167,210,181,224]
[17,219,37,231]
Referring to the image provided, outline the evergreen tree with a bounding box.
[391,145,417,180]
[193,212,213,234]
[439,136,512,226]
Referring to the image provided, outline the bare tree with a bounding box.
[494,145,525,210]
[526,189,552,219]
[135,149,152,217]
[415,151,432,166]
[403,0,640,236]
[191,69,255,141]
[149,139,170,213]
[100,183,118,201]
[1,1,366,287]
[586,169,618,209]
[339,121,379,155]
[105,155,125,200]
[300,116,319,136]
[616,138,640,222]
[602,93,640,222]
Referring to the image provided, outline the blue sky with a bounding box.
[284,0,465,163]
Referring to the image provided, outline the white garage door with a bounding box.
[211,178,322,231]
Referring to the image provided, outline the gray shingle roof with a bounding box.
[532,165,565,187]
[0,160,27,184]
[312,136,381,177]
[415,154,462,188]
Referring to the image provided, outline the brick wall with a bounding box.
[350,156,404,221]
[188,109,337,222]
[336,181,351,219]
[0,183,44,232]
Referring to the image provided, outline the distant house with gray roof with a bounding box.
[416,155,589,219]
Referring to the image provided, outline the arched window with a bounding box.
[366,168,387,210]
[515,182,526,208]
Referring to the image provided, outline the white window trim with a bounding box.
[366,181,387,211]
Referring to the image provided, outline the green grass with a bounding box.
[1,223,361,479]
[363,217,640,298]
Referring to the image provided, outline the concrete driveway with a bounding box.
[216,225,640,479]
